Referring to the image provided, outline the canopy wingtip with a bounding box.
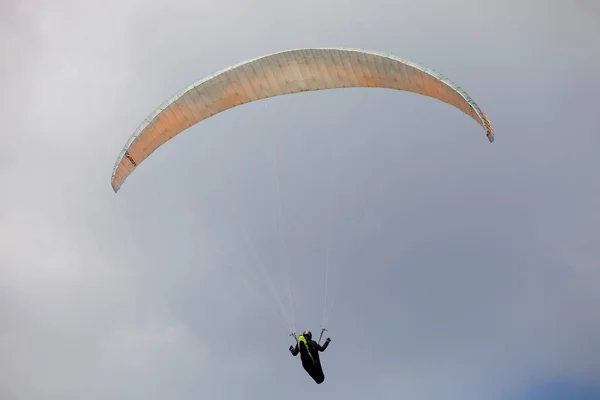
[111,180,121,193]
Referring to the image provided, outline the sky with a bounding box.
[1,0,599,399]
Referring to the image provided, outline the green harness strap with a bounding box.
[298,335,315,364]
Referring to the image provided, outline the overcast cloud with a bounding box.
[1,0,599,399]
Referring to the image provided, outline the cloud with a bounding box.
[1,0,598,399]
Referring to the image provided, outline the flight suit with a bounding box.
[290,334,330,384]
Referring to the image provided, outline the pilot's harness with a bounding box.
[290,328,327,365]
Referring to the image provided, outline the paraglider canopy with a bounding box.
[110,47,493,193]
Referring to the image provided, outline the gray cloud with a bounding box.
[1,0,598,399]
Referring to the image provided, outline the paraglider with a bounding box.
[110,47,494,383]
[289,330,331,384]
